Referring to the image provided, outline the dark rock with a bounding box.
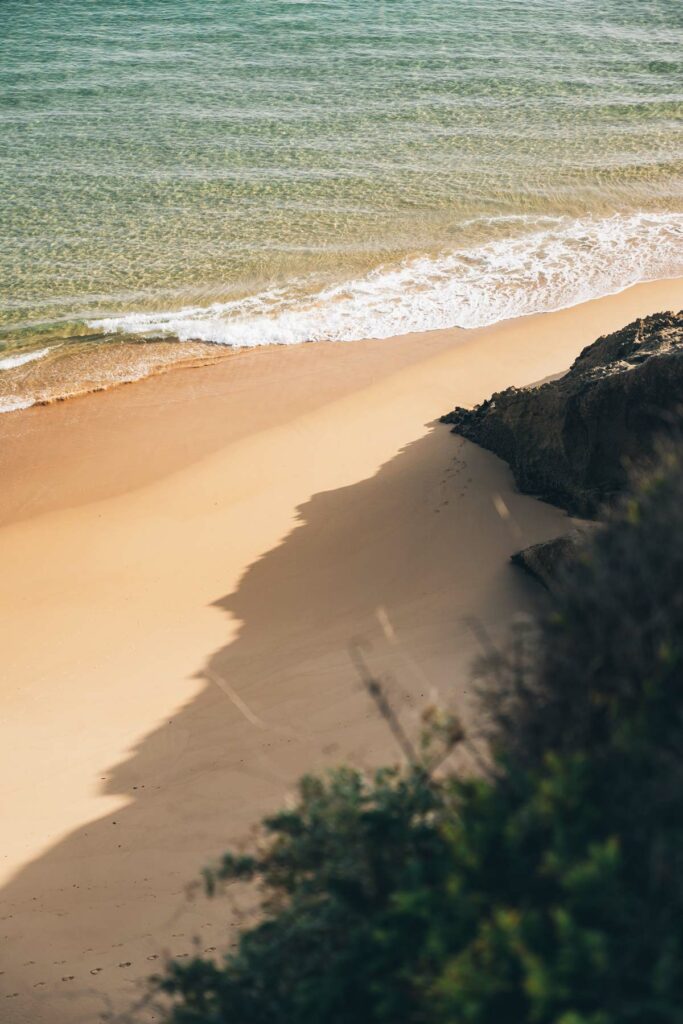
[511,532,587,589]
[441,311,683,516]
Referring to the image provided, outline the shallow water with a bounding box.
[1,0,682,409]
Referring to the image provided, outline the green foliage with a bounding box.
[153,448,683,1024]
[480,443,683,773]
[156,766,451,1024]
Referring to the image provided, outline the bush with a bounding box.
[479,443,683,772]
[152,447,683,1024]
[155,766,452,1024]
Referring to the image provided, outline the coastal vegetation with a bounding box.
[151,438,683,1018]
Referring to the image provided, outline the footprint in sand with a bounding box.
[33,982,46,988]
[6,993,19,998]
[203,947,217,953]
[61,976,75,982]
[90,968,103,975]
[146,955,159,962]
[118,962,132,969]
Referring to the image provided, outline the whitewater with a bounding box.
[91,214,683,350]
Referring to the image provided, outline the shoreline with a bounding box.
[2,276,682,530]
[3,268,683,421]
[0,275,681,1022]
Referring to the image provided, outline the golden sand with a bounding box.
[0,277,681,1022]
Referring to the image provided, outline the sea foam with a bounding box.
[0,396,35,414]
[90,213,683,350]
[0,347,51,371]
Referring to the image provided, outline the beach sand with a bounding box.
[1,277,681,1022]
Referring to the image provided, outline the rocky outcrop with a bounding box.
[442,311,683,516]
[511,532,587,589]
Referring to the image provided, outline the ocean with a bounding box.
[1,0,682,411]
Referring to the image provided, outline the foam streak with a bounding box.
[90,213,683,350]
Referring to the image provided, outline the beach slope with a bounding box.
[0,276,681,1022]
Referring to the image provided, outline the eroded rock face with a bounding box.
[442,311,683,516]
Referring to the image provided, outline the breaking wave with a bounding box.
[90,213,683,349]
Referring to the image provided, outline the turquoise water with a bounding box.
[1,0,682,409]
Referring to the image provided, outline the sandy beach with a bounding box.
[1,276,681,1023]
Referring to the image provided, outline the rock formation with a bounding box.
[511,531,589,589]
[442,311,683,517]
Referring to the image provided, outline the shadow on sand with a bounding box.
[0,427,568,1023]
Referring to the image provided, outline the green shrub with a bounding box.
[152,447,683,1024]
[155,766,451,1024]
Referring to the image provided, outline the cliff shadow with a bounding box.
[0,425,569,1023]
